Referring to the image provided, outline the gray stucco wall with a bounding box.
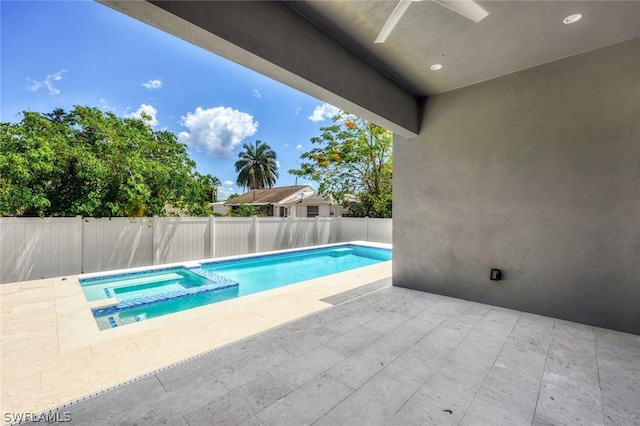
[393,38,640,334]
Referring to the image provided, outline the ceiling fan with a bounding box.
[375,0,489,43]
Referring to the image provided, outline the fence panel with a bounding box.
[82,218,153,273]
[1,216,392,283]
[0,217,82,283]
[339,217,369,242]
[317,217,340,245]
[213,217,253,257]
[287,218,317,248]
[154,217,210,264]
[256,217,290,252]
[367,218,393,243]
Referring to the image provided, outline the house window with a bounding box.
[306,206,319,217]
[279,206,287,217]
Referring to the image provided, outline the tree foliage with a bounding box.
[234,140,279,191]
[0,107,218,217]
[289,112,392,218]
[228,201,267,217]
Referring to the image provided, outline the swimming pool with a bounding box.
[81,243,391,330]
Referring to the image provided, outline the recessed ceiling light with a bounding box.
[563,13,583,24]
[430,64,443,71]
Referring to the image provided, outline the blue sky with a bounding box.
[1,1,341,199]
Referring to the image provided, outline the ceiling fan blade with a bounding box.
[432,0,489,23]
[375,0,414,44]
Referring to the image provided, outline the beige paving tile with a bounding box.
[1,345,59,371]
[53,279,85,298]
[88,340,140,356]
[8,301,55,314]
[0,313,10,333]
[3,312,57,332]
[95,357,153,389]
[40,365,101,391]
[36,369,102,412]
[1,289,55,308]
[46,347,95,371]
[1,371,42,419]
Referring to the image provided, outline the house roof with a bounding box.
[280,193,336,206]
[225,186,311,205]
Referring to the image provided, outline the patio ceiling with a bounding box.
[288,1,640,96]
[100,1,640,135]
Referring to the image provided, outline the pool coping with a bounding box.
[0,241,392,421]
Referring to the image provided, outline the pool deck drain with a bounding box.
[0,259,392,422]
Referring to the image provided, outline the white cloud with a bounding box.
[283,143,289,148]
[295,107,301,116]
[142,79,162,89]
[252,89,261,98]
[27,70,67,95]
[223,180,234,186]
[98,98,116,112]
[275,160,281,168]
[178,106,259,159]
[126,104,159,127]
[218,186,237,200]
[296,144,303,150]
[308,103,339,122]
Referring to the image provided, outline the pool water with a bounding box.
[81,244,391,330]
[202,246,389,294]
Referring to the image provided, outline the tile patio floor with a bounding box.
[15,279,640,426]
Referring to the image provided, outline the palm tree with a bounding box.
[235,140,279,191]
[210,176,221,202]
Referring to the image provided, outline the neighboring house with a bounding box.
[224,185,348,217]
[209,201,228,215]
[279,192,349,218]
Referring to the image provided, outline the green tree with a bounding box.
[289,112,393,218]
[178,173,217,217]
[210,176,222,202]
[234,140,279,191]
[229,201,267,217]
[0,107,219,217]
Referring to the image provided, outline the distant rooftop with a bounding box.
[225,186,312,205]
[280,193,335,206]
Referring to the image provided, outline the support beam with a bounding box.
[99,0,421,137]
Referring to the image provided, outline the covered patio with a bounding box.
[4,0,639,424]
[100,0,639,335]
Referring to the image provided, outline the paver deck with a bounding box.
[1,259,392,424]
[8,280,640,425]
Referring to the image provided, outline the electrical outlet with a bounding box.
[490,269,502,281]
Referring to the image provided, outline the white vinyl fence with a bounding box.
[0,216,391,284]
